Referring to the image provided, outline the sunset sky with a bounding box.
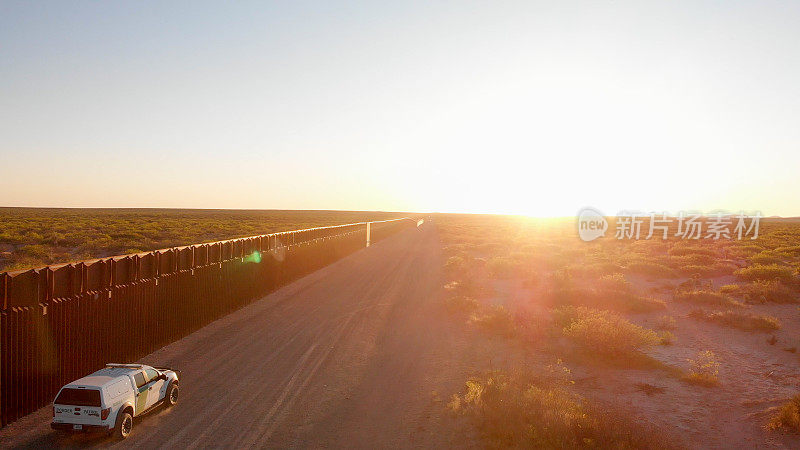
[2,1,799,216]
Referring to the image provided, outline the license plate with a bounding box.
[73,424,82,430]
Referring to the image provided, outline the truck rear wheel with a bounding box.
[113,410,133,439]
[166,383,179,407]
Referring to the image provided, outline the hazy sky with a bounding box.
[2,1,799,216]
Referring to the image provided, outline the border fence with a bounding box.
[0,218,415,427]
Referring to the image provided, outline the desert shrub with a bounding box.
[617,294,667,313]
[548,287,665,313]
[673,289,740,307]
[486,256,520,279]
[444,276,489,298]
[554,306,660,357]
[656,315,677,330]
[475,241,508,255]
[444,256,468,277]
[670,253,716,266]
[597,273,630,292]
[748,252,789,266]
[17,244,50,259]
[677,262,737,277]
[469,305,516,337]
[626,261,678,278]
[735,264,795,283]
[720,280,796,304]
[550,269,574,289]
[675,275,713,292]
[569,261,623,277]
[445,295,479,315]
[448,371,667,449]
[669,246,718,258]
[768,394,800,432]
[658,331,674,345]
[688,309,780,332]
[719,284,738,294]
[684,350,720,386]
[728,244,766,258]
[775,245,800,257]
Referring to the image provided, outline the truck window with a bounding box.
[144,368,159,382]
[55,388,101,407]
[134,372,147,388]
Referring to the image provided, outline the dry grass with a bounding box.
[768,394,800,432]
[673,289,742,307]
[553,306,660,357]
[720,280,797,304]
[469,305,517,338]
[656,315,677,330]
[548,286,667,313]
[486,256,521,278]
[626,261,678,278]
[444,295,480,315]
[735,264,796,283]
[688,309,781,332]
[435,214,800,445]
[658,331,675,345]
[448,369,670,449]
[683,350,720,387]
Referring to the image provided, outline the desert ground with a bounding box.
[1,214,799,448]
[0,208,403,272]
[437,214,800,448]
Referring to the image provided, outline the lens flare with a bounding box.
[244,251,261,264]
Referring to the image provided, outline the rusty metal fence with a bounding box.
[0,218,414,427]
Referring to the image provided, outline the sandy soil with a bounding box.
[605,274,800,449]
[494,272,800,449]
[0,223,494,449]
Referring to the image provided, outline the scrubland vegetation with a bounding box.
[683,350,721,386]
[688,309,781,332]
[770,394,800,432]
[448,367,666,449]
[0,208,402,272]
[553,306,660,357]
[437,214,800,447]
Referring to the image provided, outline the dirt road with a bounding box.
[1,223,470,449]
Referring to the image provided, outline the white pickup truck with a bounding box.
[51,363,180,439]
